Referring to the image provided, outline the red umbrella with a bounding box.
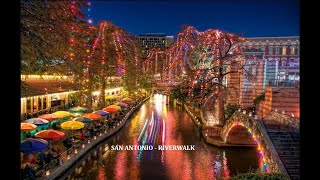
[38,114,59,121]
[35,130,65,141]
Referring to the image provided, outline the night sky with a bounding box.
[86,0,299,38]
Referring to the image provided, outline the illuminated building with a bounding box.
[20,75,122,120]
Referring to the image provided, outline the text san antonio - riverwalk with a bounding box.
[111,145,196,151]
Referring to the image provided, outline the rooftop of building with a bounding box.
[245,36,299,41]
[137,33,176,38]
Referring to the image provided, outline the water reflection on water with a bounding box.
[65,94,260,180]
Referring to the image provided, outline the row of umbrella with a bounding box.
[21,97,134,131]
[21,97,135,153]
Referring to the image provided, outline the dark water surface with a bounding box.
[64,94,260,180]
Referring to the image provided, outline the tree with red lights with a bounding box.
[165,26,251,126]
[21,0,88,74]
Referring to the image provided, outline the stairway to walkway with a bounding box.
[263,120,300,180]
[204,111,217,126]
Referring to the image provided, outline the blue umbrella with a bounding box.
[21,138,48,153]
[93,110,109,117]
[74,117,93,124]
[25,118,49,126]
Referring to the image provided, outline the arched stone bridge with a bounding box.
[220,111,289,176]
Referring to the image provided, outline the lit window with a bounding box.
[282,47,286,55]
[290,46,295,55]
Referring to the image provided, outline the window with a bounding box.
[275,47,280,55]
[282,60,286,66]
[290,46,295,55]
[38,97,41,110]
[268,47,273,55]
[27,98,31,113]
[282,46,287,55]
[43,97,47,109]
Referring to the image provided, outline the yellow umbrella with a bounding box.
[61,121,84,130]
[105,95,115,100]
[52,111,71,119]
[105,105,121,110]
[123,97,133,101]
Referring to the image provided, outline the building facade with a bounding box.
[242,36,300,89]
[21,75,122,120]
[225,36,300,108]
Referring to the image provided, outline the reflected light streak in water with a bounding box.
[138,118,148,142]
[115,150,126,180]
[161,118,165,163]
[148,113,155,143]
[97,166,106,180]
[223,151,231,179]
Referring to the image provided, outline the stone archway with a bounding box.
[220,111,288,175]
[224,124,256,145]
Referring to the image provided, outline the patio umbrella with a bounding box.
[83,113,102,121]
[21,138,48,153]
[121,100,131,104]
[38,114,59,121]
[69,107,90,113]
[21,123,37,132]
[114,104,126,109]
[52,111,71,119]
[25,118,49,126]
[93,110,109,117]
[35,130,65,141]
[61,121,84,130]
[105,105,121,110]
[123,97,133,101]
[102,108,118,113]
[116,102,128,107]
[105,95,116,100]
[74,117,93,124]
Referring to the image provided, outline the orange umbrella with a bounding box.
[82,113,102,121]
[35,130,65,141]
[21,123,37,132]
[102,108,118,113]
[38,114,59,121]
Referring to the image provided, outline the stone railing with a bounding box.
[265,111,299,131]
[42,96,150,180]
[220,111,289,177]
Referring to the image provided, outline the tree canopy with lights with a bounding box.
[163,26,246,125]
